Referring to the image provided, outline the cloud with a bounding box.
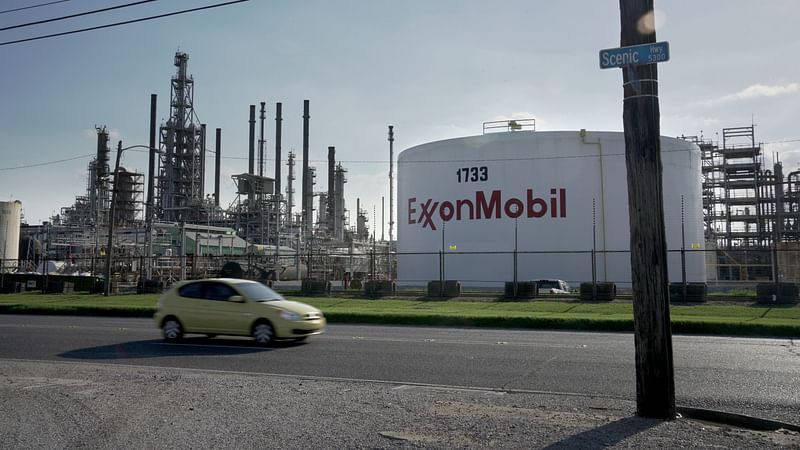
[490,111,536,121]
[109,129,122,143]
[695,83,799,107]
[81,128,97,140]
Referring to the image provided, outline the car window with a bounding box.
[538,280,558,289]
[235,282,284,302]
[205,282,237,301]
[178,282,205,299]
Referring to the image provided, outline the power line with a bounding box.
[3,137,799,172]
[0,0,157,32]
[0,0,250,46]
[0,153,94,171]
[0,0,70,15]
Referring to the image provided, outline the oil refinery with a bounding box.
[2,52,799,294]
[4,52,390,292]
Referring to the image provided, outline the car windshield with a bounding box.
[234,282,285,302]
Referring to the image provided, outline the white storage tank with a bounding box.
[0,200,22,271]
[397,131,705,287]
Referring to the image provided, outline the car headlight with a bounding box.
[279,310,302,321]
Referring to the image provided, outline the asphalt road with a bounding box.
[0,314,798,423]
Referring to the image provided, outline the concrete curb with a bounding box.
[678,406,800,432]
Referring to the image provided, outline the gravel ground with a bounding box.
[1,360,798,449]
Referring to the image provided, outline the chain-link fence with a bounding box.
[2,244,799,297]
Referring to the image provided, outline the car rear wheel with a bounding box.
[252,321,274,345]
[162,318,183,340]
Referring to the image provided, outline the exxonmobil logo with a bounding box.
[407,188,567,231]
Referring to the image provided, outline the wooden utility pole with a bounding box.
[619,0,676,419]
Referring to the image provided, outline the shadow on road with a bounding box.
[542,416,660,449]
[58,337,305,360]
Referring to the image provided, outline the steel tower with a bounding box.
[156,52,204,222]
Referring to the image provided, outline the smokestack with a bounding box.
[381,196,385,242]
[275,102,282,196]
[258,102,266,177]
[388,125,394,244]
[302,100,310,234]
[248,105,256,175]
[147,93,157,222]
[328,146,335,234]
[200,123,206,199]
[287,151,295,224]
[215,128,221,207]
[775,162,785,241]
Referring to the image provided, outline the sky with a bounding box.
[1,0,799,233]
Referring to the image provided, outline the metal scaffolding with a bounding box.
[155,52,205,223]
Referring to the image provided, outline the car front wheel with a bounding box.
[162,318,183,341]
[252,321,274,345]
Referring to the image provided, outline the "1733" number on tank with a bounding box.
[456,166,488,183]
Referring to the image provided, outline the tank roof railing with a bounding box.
[482,118,535,134]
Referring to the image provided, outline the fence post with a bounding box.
[592,198,597,300]
[371,250,376,282]
[513,219,518,298]
[439,250,444,297]
[589,248,597,301]
[513,249,518,298]
[773,242,779,287]
[681,195,687,301]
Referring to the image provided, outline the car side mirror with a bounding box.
[228,295,245,303]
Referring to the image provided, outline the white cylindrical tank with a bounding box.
[397,131,705,287]
[0,200,22,271]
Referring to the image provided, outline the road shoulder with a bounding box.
[1,359,797,449]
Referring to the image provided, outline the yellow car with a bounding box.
[154,278,325,344]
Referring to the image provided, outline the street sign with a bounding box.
[599,41,669,69]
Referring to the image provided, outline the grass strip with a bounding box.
[0,293,798,338]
